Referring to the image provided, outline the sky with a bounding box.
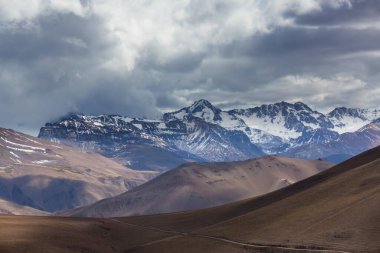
[1,0,380,135]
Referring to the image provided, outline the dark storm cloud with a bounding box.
[218,25,380,83]
[0,11,161,134]
[292,0,380,26]
[138,47,206,73]
[0,0,379,134]
[0,13,107,94]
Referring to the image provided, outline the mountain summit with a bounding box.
[164,99,222,122]
[189,99,219,112]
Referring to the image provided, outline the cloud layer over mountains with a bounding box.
[1,0,380,134]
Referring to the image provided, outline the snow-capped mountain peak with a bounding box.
[227,101,333,143]
[189,99,219,112]
[293,101,313,112]
[164,99,222,123]
[327,107,380,134]
[328,107,369,120]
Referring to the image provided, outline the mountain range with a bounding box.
[39,99,380,171]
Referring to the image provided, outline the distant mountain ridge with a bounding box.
[39,100,380,171]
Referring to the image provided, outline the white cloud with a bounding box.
[165,73,380,112]
[0,0,379,133]
[0,0,351,71]
[260,74,369,107]
[0,0,88,23]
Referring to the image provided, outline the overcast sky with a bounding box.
[1,0,380,135]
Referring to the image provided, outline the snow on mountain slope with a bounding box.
[167,118,263,162]
[229,102,333,141]
[39,114,193,171]
[168,101,286,152]
[328,107,380,134]
[283,122,380,160]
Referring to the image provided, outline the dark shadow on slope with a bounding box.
[0,175,92,212]
[108,144,195,171]
[321,153,352,164]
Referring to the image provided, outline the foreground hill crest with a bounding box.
[62,155,331,217]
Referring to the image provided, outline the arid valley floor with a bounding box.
[1,146,379,253]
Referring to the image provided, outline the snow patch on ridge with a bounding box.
[238,114,302,141]
[32,160,55,164]
[7,146,36,153]
[1,137,46,152]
